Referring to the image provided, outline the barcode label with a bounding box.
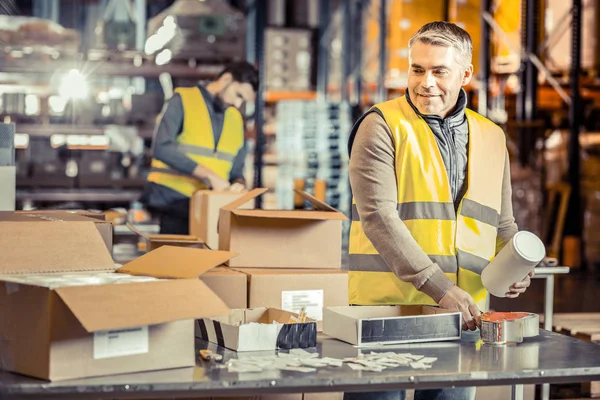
[94,326,149,359]
[281,290,324,321]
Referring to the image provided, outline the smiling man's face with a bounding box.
[407,41,473,118]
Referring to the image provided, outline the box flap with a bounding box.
[221,188,268,211]
[0,222,114,274]
[118,246,237,279]
[127,223,202,243]
[220,188,347,221]
[126,222,150,240]
[55,279,230,332]
[231,209,347,221]
[146,234,199,242]
[293,190,340,213]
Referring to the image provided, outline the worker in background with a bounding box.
[142,62,258,234]
[347,22,534,400]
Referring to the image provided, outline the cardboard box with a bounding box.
[199,267,248,309]
[197,307,317,352]
[237,268,348,329]
[16,209,107,221]
[322,305,462,346]
[219,189,348,269]
[0,222,231,381]
[127,222,206,252]
[2,211,113,252]
[190,190,254,250]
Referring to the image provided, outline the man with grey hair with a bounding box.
[346,21,534,400]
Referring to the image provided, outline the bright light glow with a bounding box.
[14,133,29,149]
[51,134,110,149]
[50,134,66,148]
[49,96,67,114]
[24,94,39,116]
[97,91,110,103]
[155,49,172,66]
[58,69,89,100]
[144,16,177,55]
[108,87,123,99]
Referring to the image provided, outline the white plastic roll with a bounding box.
[481,231,546,297]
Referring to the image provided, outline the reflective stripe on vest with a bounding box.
[147,87,244,197]
[177,143,237,162]
[351,200,500,228]
[348,95,506,309]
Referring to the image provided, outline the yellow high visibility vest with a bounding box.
[147,87,244,197]
[348,96,506,311]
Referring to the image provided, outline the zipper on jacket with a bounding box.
[442,119,456,202]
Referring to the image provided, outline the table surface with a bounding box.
[2,330,600,399]
[532,266,570,276]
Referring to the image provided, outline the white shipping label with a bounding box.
[281,290,324,321]
[93,326,149,360]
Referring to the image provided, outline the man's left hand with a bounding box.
[505,270,535,298]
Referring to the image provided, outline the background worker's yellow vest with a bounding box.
[147,87,244,197]
[348,96,506,310]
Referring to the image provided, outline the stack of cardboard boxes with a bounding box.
[214,188,349,329]
[127,188,351,322]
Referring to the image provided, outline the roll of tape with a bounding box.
[480,312,539,345]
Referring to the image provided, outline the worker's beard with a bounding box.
[214,83,232,111]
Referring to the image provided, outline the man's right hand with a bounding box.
[208,174,231,191]
[192,165,231,191]
[438,286,481,331]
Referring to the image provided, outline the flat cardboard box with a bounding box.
[127,222,206,252]
[236,268,348,330]
[197,307,317,351]
[190,190,254,250]
[219,189,348,269]
[0,222,231,381]
[1,211,113,252]
[199,267,248,309]
[322,305,462,346]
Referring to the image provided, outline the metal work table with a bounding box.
[1,331,600,400]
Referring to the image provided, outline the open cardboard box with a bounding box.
[127,222,206,252]
[219,188,348,269]
[323,305,462,346]
[197,307,317,352]
[190,190,254,250]
[0,211,113,252]
[0,221,234,381]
